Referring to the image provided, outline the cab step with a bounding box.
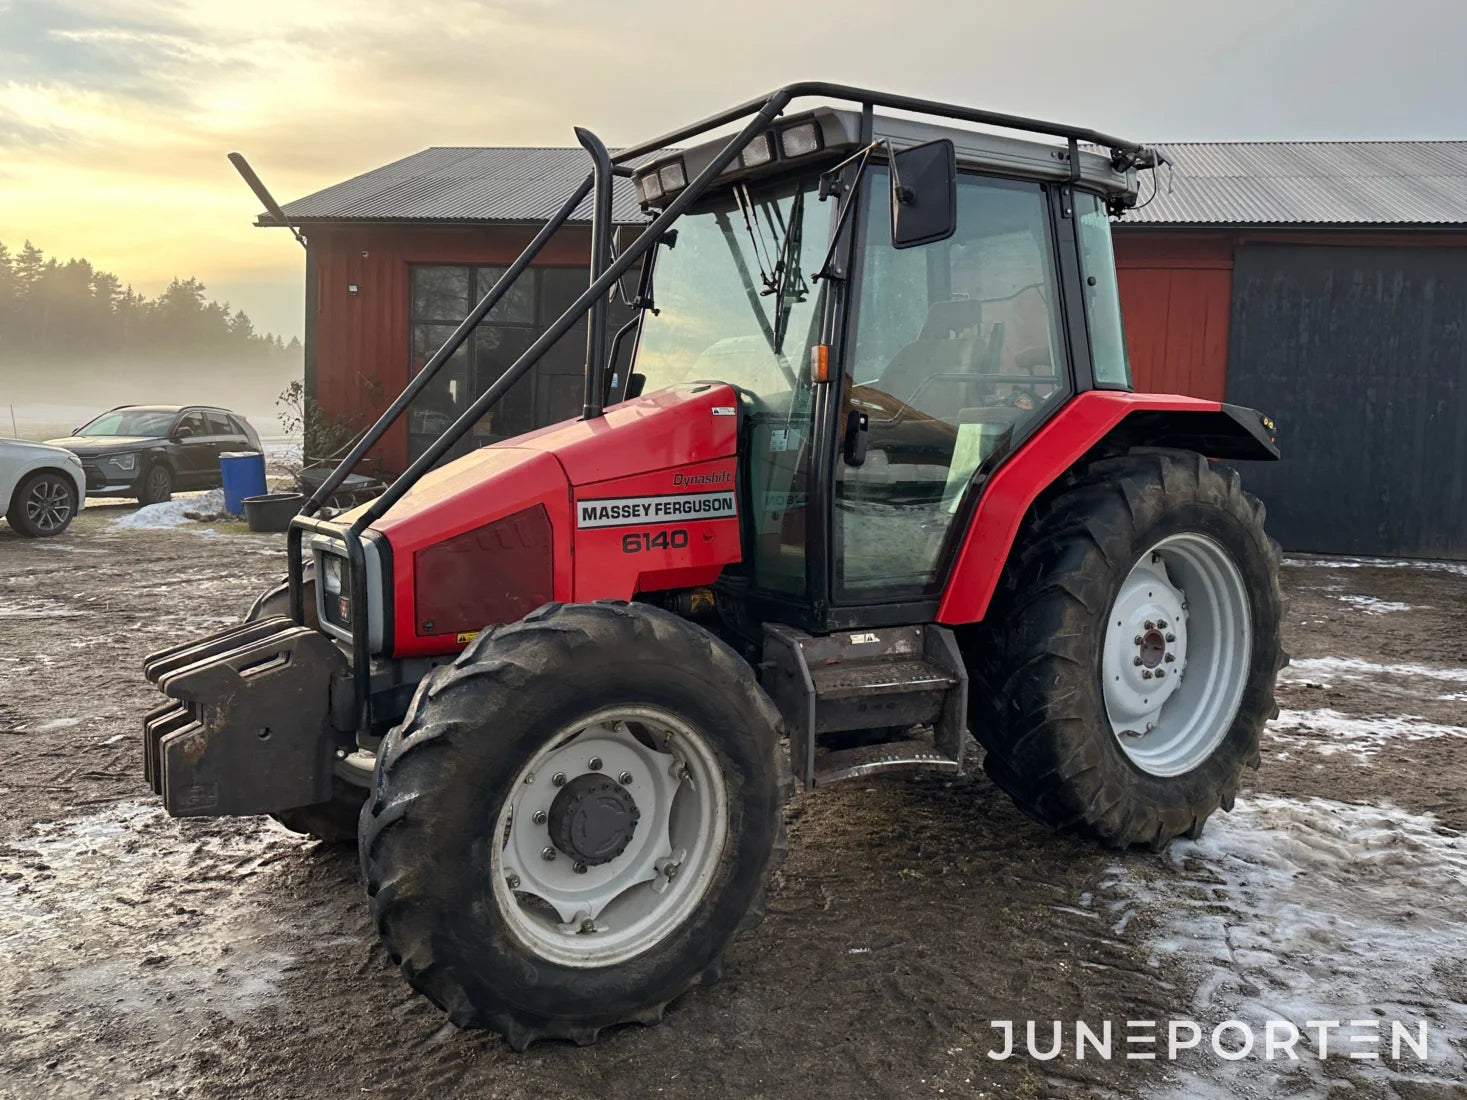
[760,623,968,788]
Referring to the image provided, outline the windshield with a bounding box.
[77,409,177,437]
[632,177,828,415]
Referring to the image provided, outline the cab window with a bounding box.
[837,169,1068,598]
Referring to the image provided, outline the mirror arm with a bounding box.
[813,142,879,282]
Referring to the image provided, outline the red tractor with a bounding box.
[143,84,1285,1049]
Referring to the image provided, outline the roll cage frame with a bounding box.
[284,82,1164,734]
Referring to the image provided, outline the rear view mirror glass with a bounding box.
[891,139,957,249]
[613,223,647,306]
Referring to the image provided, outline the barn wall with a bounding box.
[1113,231,1234,399]
[306,224,592,473]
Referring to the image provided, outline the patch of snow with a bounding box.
[34,717,81,731]
[1268,707,1467,762]
[1334,594,1412,615]
[1100,797,1467,1096]
[1279,655,1467,687]
[0,802,313,1043]
[1285,554,1467,578]
[110,489,227,530]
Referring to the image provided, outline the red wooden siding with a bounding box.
[1114,232,1234,400]
[309,224,592,473]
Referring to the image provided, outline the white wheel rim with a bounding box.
[1102,533,1252,777]
[491,706,728,968]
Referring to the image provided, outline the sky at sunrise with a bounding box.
[3,0,1466,340]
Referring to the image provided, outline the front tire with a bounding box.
[966,449,1286,849]
[360,601,788,1048]
[137,463,173,505]
[8,471,78,537]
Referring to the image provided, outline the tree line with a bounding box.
[0,239,301,363]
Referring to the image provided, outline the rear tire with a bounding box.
[360,601,789,1048]
[8,471,78,537]
[965,449,1286,849]
[245,573,358,842]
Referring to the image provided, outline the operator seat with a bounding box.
[874,299,1001,417]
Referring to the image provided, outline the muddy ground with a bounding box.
[2,502,1465,1099]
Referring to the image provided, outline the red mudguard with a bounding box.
[936,391,1224,625]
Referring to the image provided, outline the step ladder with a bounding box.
[760,623,968,788]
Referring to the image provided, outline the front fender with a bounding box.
[935,392,1276,625]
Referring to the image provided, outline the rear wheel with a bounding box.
[137,463,173,505]
[360,601,788,1048]
[8,471,78,537]
[965,449,1286,849]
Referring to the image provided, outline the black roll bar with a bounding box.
[287,82,1156,734]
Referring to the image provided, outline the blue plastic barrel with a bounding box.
[220,451,268,515]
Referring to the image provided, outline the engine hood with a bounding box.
[2,437,81,462]
[48,435,160,455]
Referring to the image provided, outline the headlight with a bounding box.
[321,554,344,595]
[101,453,137,473]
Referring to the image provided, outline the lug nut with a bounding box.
[580,918,596,933]
[1133,634,1144,645]
[1157,619,1168,629]
[1166,632,1176,642]
[532,809,547,825]
[573,861,587,874]
[587,757,602,771]
[506,873,520,890]
[619,771,633,785]
[1133,656,1143,666]
[552,772,567,787]
[1145,620,1155,630]
[1155,668,1166,676]
[1164,653,1175,663]
[1142,670,1153,679]
[541,846,556,862]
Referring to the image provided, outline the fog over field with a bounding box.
[2,357,301,441]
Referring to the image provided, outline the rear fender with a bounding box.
[935,391,1277,625]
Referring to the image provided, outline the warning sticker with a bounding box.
[577,491,737,529]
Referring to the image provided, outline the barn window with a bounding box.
[406,264,610,463]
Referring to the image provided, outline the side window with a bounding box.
[174,411,207,439]
[1074,192,1131,387]
[205,411,234,436]
[836,170,1068,598]
[228,415,252,439]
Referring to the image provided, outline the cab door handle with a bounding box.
[843,410,869,467]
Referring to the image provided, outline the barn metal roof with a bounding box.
[1121,141,1467,227]
[270,147,647,226]
[271,141,1467,229]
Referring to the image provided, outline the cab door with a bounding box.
[833,169,1073,602]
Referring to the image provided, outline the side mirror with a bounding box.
[891,139,957,249]
[612,223,648,307]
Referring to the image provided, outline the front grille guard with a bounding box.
[284,82,1157,735]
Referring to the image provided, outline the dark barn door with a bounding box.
[1226,244,1467,560]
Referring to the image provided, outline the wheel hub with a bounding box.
[1101,534,1253,778]
[548,774,640,866]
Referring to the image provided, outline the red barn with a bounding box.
[268,140,1467,557]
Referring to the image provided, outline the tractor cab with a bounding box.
[620,108,1141,632]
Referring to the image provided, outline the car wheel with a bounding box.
[138,463,173,505]
[7,471,79,537]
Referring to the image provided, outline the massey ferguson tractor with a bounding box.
[142,84,1285,1048]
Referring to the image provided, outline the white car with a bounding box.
[1,438,87,537]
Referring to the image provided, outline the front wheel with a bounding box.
[360,601,788,1048]
[966,449,1286,849]
[137,463,173,505]
[8,471,78,537]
